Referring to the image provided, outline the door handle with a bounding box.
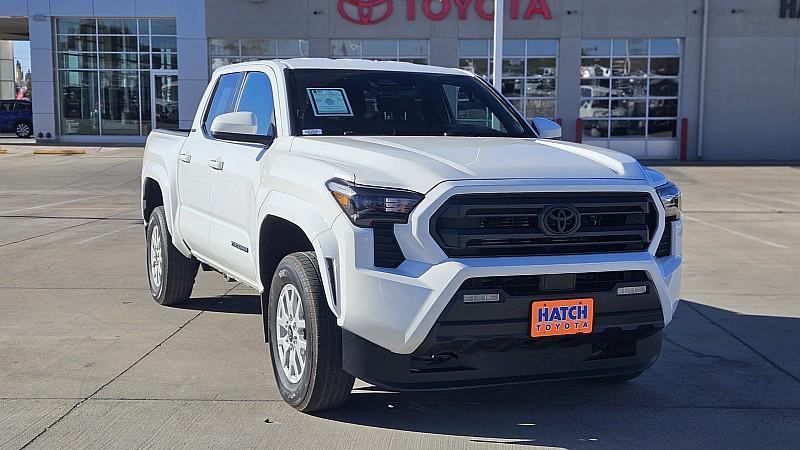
[178,153,191,163]
[208,159,224,170]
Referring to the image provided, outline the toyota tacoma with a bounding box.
[140,58,682,412]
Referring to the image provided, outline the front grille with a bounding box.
[431,192,659,257]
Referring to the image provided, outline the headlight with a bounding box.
[656,182,682,219]
[326,179,424,228]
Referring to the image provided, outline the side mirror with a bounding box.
[210,111,273,144]
[531,117,562,139]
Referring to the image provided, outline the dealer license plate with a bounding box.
[531,298,594,338]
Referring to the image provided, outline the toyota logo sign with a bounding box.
[338,0,394,25]
[541,206,582,236]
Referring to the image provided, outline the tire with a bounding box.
[267,251,354,412]
[146,206,199,305]
[14,121,32,138]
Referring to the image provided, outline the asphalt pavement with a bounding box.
[0,147,798,449]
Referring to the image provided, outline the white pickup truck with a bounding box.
[141,58,682,412]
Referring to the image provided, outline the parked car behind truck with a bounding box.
[0,99,33,137]
[140,58,683,412]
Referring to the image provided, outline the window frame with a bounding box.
[233,71,277,137]
[458,39,559,121]
[579,38,682,144]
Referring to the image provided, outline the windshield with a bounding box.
[286,69,534,138]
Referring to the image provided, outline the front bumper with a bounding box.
[313,180,682,356]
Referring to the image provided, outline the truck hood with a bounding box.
[291,136,647,193]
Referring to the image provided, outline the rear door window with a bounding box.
[204,72,244,131]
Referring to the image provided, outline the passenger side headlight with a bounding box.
[326,179,424,228]
[656,182,682,219]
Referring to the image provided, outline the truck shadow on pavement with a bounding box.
[313,301,800,448]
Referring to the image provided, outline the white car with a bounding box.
[140,58,682,412]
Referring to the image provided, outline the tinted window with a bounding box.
[0,102,12,112]
[236,72,275,136]
[204,72,244,131]
[15,102,32,111]
[287,69,531,138]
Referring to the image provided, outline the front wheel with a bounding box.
[14,121,32,138]
[267,252,354,412]
[146,206,199,305]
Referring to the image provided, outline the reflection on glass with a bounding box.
[209,39,240,56]
[501,78,523,97]
[101,71,141,135]
[580,58,610,78]
[649,78,679,97]
[527,40,558,56]
[648,120,677,137]
[97,19,137,34]
[502,58,524,77]
[150,19,177,35]
[211,57,240,71]
[503,40,526,56]
[459,39,489,57]
[610,120,646,137]
[242,39,276,57]
[611,58,647,77]
[611,99,647,117]
[459,58,489,76]
[331,40,361,57]
[648,99,678,117]
[527,58,556,76]
[57,19,96,35]
[57,35,96,52]
[650,58,680,76]
[153,53,178,70]
[99,35,138,53]
[613,39,648,56]
[581,40,610,56]
[60,71,100,134]
[141,71,151,135]
[651,39,681,56]
[99,53,138,70]
[583,119,608,138]
[399,40,428,57]
[154,74,179,130]
[58,53,97,70]
[526,79,556,97]
[362,40,397,57]
[611,78,647,97]
[580,79,610,97]
[580,100,609,118]
[526,99,555,118]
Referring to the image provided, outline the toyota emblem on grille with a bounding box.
[541,205,581,236]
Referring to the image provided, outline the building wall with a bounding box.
[0,0,797,160]
[204,0,800,161]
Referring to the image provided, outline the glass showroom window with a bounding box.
[56,18,178,136]
[580,38,681,158]
[209,39,309,71]
[459,39,558,120]
[330,39,429,64]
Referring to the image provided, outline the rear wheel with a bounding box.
[14,121,32,138]
[267,251,354,412]
[146,206,199,305]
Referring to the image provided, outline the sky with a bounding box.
[13,41,31,74]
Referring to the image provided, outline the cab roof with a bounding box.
[274,57,472,76]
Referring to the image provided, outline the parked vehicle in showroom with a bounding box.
[0,99,33,137]
[140,58,683,412]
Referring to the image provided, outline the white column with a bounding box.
[492,0,504,91]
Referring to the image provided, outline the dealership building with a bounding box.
[0,0,798,160]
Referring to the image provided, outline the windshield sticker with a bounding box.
[302,128,323,136]
[307,88,353,117]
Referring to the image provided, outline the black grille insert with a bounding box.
[431,192,659,257]
[459,270,650,297]
[655,219,674,258]
[373,222,405,268]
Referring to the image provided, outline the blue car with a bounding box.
[0,100,33,138]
